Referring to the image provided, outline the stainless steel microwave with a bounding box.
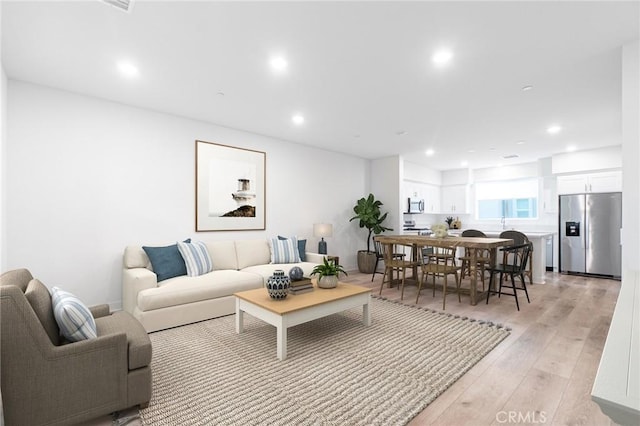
[407,198,424,213]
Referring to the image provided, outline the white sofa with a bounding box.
[123,239,323,332]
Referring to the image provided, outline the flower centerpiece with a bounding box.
[432,223,449,238]
[310,257,348,289]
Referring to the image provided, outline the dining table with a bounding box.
[374,234,514,305]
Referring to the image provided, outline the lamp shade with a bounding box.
[313,223,333,238]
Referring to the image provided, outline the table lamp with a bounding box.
[313,223,333,255]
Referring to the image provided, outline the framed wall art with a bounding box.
[195,140,266,231]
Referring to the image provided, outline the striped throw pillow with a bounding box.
[269,237,301,264]
[51,287,97,342]
[177,240,214,277]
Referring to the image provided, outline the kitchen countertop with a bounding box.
[450,229,556,238]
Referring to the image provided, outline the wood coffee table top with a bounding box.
[234,281,371,315]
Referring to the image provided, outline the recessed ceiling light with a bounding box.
[270,56,288,71]
[522,85,533,91]
[461,160,469,167]
[425,149,435,156]
[468,149,476,153]
[432,49,453,65]
[516,140,525,145]
[547,125,562,134]
[292,114,304,125]
[117,61,138,78]
[566,145,577,152]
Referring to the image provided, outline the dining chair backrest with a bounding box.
[500,242,532,273]
[461,229,487,238]
[380,241,400,264]
[373,239,383,259]
[499,230,528,245]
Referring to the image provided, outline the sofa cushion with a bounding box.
[124,246,151,269]
[242,262,319,284]
[51,287,97,342]
[269,237,301,264]
[95,311,151,370]
[25,279,59,345]
[177,240,214,277]
[236,240,271,269]
[143,241,190,282]
[206,240,239,271]
[137,270,263,312]
[278,235,307,262]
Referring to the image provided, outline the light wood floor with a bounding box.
[342,269,620,426]
[90,269,619,426]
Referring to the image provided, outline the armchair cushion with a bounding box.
[25,278,60,345]
[51,287,97,342]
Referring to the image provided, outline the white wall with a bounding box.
[6,81,368,308]
[1,1,6,271]
[551,146,622,175]
[369,156,402,244]
[622,40,639,273]
[473,162,539,182]
[402,160,441,185]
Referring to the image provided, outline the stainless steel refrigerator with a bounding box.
[559,192,622,278]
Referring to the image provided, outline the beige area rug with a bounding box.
[140,296,510,426]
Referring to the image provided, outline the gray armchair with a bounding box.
[0,269,152,426]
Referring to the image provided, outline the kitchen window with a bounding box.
[475,179,538,219]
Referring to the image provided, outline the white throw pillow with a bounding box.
[51,287,97,342]
[269,237,301,264]
[177,240,214,276]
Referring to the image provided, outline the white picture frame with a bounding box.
[195,140,266,231]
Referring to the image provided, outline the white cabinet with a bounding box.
[422,184,441,213]
[402,181,441,213]
[557,171,622,194]
[589,171,622,193]
[440,185,470,214]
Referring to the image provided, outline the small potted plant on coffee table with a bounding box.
[310,257,348,289]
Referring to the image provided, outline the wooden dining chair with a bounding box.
[458,229,491,291]
[485,242,532,310]
[417,245,460,309]
[371,239,405,282]
[379,242,418,300]
[499,230,533,285]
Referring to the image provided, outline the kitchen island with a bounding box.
[450,229,555,284]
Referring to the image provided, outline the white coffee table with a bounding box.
[234,282,371,360]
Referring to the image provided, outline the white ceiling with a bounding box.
[2,1,638,171]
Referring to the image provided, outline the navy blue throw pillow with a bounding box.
[143,239,191,282]
[277,235,306,262]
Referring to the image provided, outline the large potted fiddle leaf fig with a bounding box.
[349,193,393,273]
